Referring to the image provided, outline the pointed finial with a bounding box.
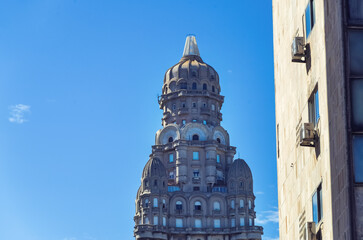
[182,34,200,57]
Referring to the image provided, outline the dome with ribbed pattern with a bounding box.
[142,157,167,179]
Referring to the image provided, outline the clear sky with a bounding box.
[0,1,277,240]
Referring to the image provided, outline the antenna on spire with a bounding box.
[183,34,200,57]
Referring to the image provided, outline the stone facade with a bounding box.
[273,0,363,239]
[134,36,263,240]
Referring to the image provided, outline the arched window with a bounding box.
[179,82,187,89]
[203,83,207,90]
[176,201,183,210]
[216,138,221,144]
[192,134,199,141]
[240,181,244,189]
[213,201,221,210]
[144,180,149,187]
[194,201,202,210]
[168,137,173,143]
[154,179,158,186]
[192,82,197,89]
[239,199,244,208]
[212,86,215,92]
[153,198,158,207]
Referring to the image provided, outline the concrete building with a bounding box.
[273,0,363,239]
[133,35,263,240]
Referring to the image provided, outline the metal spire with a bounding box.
[182,34,200,57]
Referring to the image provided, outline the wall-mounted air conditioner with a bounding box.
[292,37,305,62]
[300,123,316,147]
[305,222,316,240]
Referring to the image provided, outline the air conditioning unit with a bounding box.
[300,123,316,147]
[292,37,305,62]
[305,222,316,240]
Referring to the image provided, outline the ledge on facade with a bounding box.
[158,90,224,108]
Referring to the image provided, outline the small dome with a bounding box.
[228,158,253,180]
[142,157,167,179]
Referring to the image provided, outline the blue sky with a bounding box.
[0,1,277,240]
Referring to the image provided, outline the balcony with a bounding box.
[175,209,183,215]
[200,107,211,115]
[152,207,159,213]
[177,107,189,115]
[212,186,227,193]
[212,209,221,215]
[193,209,203,215]
[238,207,245,214]
[192,177,201,183]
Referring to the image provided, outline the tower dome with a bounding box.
[142,157,167,179]
[228,158,253,180]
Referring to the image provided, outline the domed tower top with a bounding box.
[227,159,254,194]
[159,35,224,127]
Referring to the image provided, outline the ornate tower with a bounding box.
[134,35,263,240]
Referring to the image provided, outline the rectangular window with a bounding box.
[249,218,253,226]
[153,198,158,207]
[176,218,183,228]
[349,0,363,21]
[214,219,220,228]
[203,120,207,125]
[169,153,174,163]
[193,169,200,178]
[353,135,363,182]
[195,219,202,228]
[305,0,316,38]
[153,216,158,225]
[182,119,186,125]
[193,186,200,191]
[312,184,323,225]
[240,217,245,226]
[231,200,235,209]
[240,199,244,208]
[163,217,166,226]
[231,218,235,227]
[217,154,220,163]
[193,151,199,160]
[169,171,175,179]
[351,79,363,130]
[172,104,176,110]
[309,88,320,126]
[192,102,196,108]
[349,31,363,76]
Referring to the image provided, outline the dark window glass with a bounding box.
[192,82,197,89]
[309,89,320,126]
[353,135,363,182]
[176,201,182,210]
[212,86,215,92]
[352,79,363,130]
[192,134,199,141]
[305,0,315,38]
[349,31,363,75]
[203,84,207,90]
[180,82,187,89]
[216,138,221,143]
[168,137,173,143]
[349,0,363,21]
[312,184,323,225]
[192,102,196,108]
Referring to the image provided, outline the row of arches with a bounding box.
[163,80,220,94]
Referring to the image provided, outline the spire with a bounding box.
[182,34,200,57]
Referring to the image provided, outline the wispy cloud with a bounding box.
[227,69,233,73]
[255,191,264,195]
[255,207,279,225]
[9,104,31,123]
